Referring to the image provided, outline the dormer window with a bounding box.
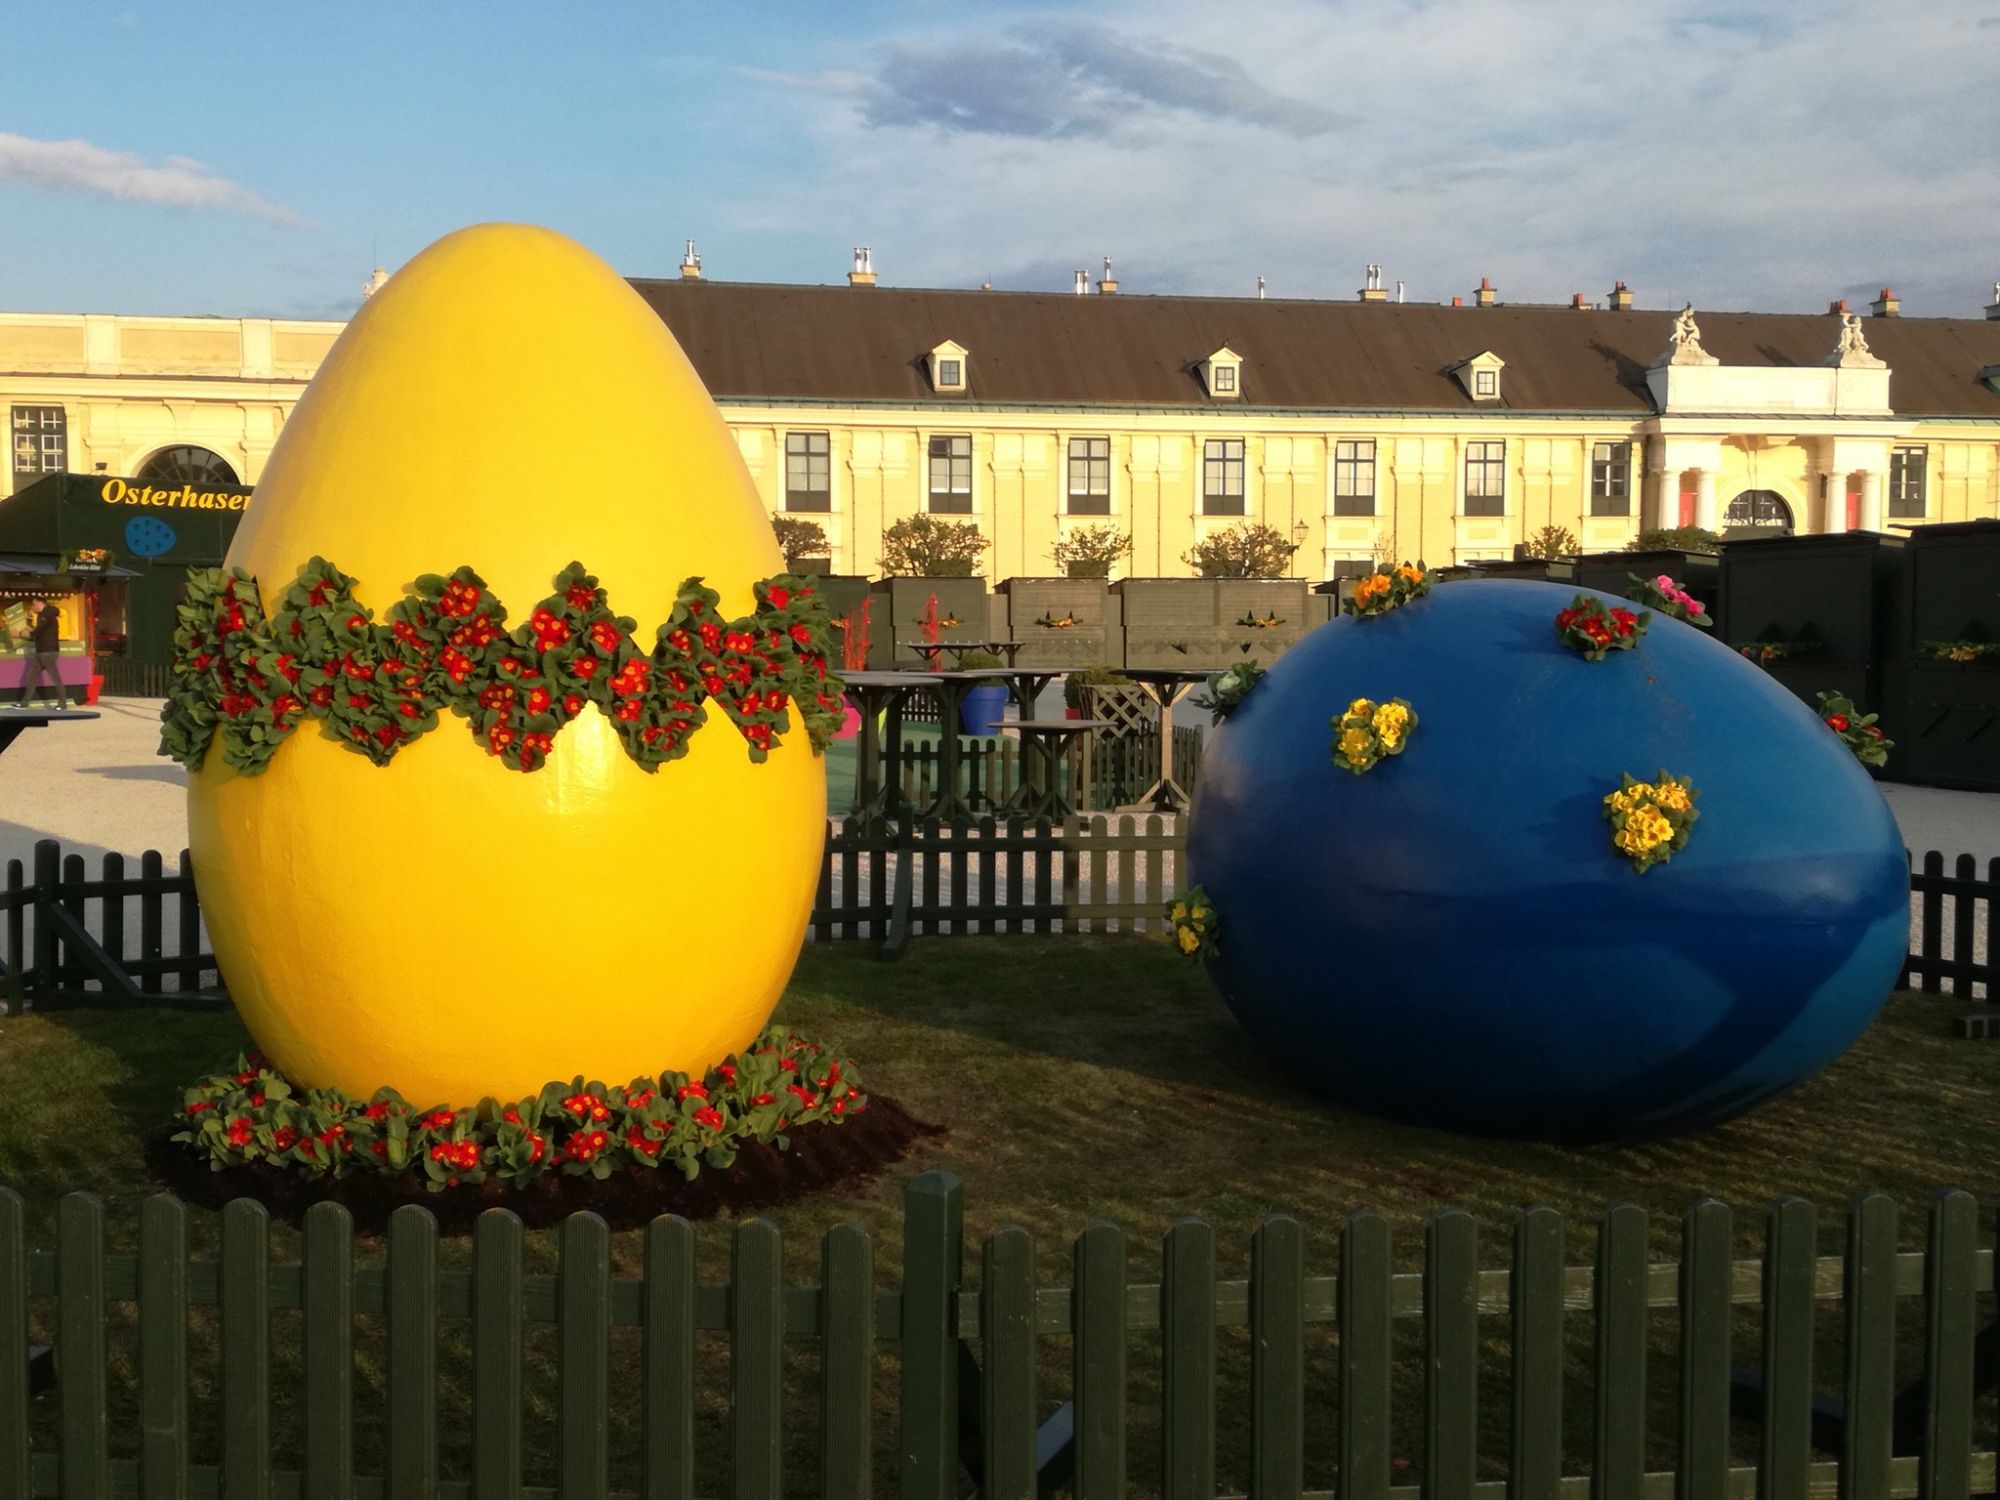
[1452,350,1506,403]
[1199,346,1243,400]
[927,339,969,394]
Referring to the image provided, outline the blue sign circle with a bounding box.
[125,516,178,558]
[1186,580,1907,1143]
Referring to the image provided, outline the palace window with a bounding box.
[1067,437,1111,515]
[1590,442,1632,516]
[10,406,66,483]
[1474,369,1497,398]
[1202,438,1246,515]
[1333,440,1376,516]
[1330,558,1377,579]
[1889,446,1927,518]
[927,434,973,513]
[1463,440,1506,516]
[1212,364,1236,393]
[784,432,831,512]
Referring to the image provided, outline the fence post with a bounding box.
[0,1188,31,1498]
[901,1171,964,1500]
[30,841,57,998]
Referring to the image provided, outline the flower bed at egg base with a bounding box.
[143,1096,938,1235]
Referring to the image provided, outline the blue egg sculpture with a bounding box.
[1186,580,1907,1143]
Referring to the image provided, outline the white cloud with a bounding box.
[0,132,299,224]
[727,0,2000,316]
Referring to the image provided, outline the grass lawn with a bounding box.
[1,934,1994,1491]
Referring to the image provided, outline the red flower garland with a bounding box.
[162,560,845,775]
[1554,594,1649,661]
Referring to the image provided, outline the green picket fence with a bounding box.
[3,1173,1994,1498]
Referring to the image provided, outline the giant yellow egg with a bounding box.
[185,223,827,1106]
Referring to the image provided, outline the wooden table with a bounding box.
[1113,667,1216,813]
[1007,719,1111,819]
[896,639,1026,671]
[837,671,942,821]
[0,708,101,756]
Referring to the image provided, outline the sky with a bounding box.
[3,1,1998,323]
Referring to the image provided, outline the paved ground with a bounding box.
[4,697,1994,872]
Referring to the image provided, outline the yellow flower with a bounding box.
[1347,697,1375,719]
[1170,902,1188,921]
[1371,703,1409,734]
[1396,564,1422,584]
[1651,781,1691,812]
[1377,728,1402,750]
[1615,806,1674,855]
[1176,926,1200,954]
[1339,726,1373,759]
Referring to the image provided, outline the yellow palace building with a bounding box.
[6,261,2000,588]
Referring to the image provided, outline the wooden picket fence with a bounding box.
[3,1172,1995,1498]
[1,831,1992,1005]
[887,724,1203,817]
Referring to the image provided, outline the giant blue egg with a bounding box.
[1185,579,1907,1143]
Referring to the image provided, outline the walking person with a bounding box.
[13,596,75,709]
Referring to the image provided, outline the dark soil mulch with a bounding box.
[142,1096,943,1237]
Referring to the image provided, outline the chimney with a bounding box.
[361,267,389,300]
[1988,281,2000,320]
[1451,295,1464,307]
[1096,256,1118,295]
[1358,262,1387,303]
[1608,279,1632,311]
[679,239,701,280]
[1571,292,1588,310]
[1828,297,1849,315]
[1870,286,1900,318]
[1074,269,1089,296]
[847,246,876,288]
[1257,275,1266,299]
[1474,276,1495,308]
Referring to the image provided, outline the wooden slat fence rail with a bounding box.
[1,1173,1995,1498]
[1905,852,1998,1001]
[3,835,1993,1006]
[892,725,1203,817]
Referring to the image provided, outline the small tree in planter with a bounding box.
[772,516,830,571]
[1522,524,1578,561]
[1183,524,1296,579]
[880,515,987,577]
[1631,525,1721,555]
[1051,525,1134,579]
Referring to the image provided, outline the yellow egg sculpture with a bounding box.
[178,224,829,1106]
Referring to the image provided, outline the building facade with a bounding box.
[6,276,1999,590]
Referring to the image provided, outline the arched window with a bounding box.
[135,446,239,488]
[1725,489,1793,530]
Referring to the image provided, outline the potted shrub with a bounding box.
[1051,524,1133,580]
[1063,664,1143,727]
[879,515,987,577]
[1182,523,1297,579]
[956,650,1010,735]
[771,516,831,573]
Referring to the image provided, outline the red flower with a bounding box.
[677,1081,709,1101]
[527,687,551,713]
[589,621,622,653]
[789,623,813,646]
[1865,725,1884,739]
[716,1063,736,1085]
[750,1092,775,1107]
[564,693,585,715]
[272,1126,300,1152]
[1825,713,1850,732]
[225,1118,254,1148]
[186,1099,214,1115]
[566,584,598,610]
[691,1106,723,1131]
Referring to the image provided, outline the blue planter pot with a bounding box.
[958,685,1009,736]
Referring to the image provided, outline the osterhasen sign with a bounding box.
[99,477,249,512]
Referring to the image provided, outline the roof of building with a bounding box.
[631,279,2000,419]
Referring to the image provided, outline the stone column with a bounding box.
[1693,468,1719,532]
[1646,454,1674,530]
[1857,469,1884,532]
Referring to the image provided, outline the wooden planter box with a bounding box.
[1116,578,1310,671]
[997,577,1116,669]
[1718,533,1906,709]
[869,577,991,668]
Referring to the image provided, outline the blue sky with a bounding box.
[3,1,1997,321]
